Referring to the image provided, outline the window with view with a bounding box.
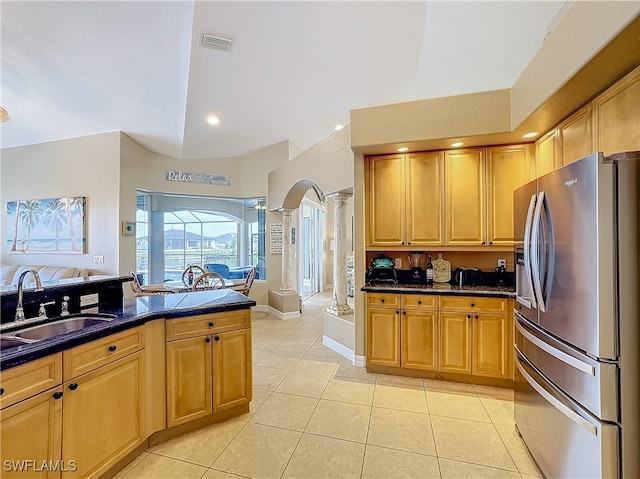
[136,192,266,285]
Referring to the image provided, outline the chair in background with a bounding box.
[181,265,205,287]
[232,266,256,296]
[129,271,178,296]
[192,272,226,290]
[205,263,230,278]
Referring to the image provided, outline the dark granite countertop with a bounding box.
[361,283,515,298]
[0,288,255,371]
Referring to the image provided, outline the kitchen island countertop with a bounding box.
[0,288,255,371]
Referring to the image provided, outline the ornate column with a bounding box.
[280,208,295,292]
[327,192,353,315]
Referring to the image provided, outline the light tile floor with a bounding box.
[116,292,543,479]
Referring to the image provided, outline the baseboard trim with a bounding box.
[322,335,354,362]
[353,355,366,367]
[252,305,300,320]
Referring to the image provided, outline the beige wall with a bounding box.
[2,132,290,305]
[1,132,122,275]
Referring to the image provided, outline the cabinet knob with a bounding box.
[471,303,475,307]
[205,337,211,343]
[0,387,4,396]
[53,391,63,400]
[489,241,493,245]
[380,299,385,303]
[417,300,422,305]
[482,241,486,245]
[467,314,472,319]
[407,242,411,245]
[403,311,407,315]
[214,336,220,342]
[401,242,405,245]
[69,383,78,391]
[108,345,117,352]
[395,311,400,315]
[475,315,479,319]
[208,322,214,327]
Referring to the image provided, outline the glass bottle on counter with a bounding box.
[188,265,194,286]
[425,254,434,283]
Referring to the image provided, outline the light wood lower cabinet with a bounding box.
[165,312,252,427]
[166,336,213,426]
[62,351,145,479]
[366,294,513,381]
[366,307,400,367]
[0,387,63,479]
[439,311,472,374]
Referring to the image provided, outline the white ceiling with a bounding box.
[0,1,565,160]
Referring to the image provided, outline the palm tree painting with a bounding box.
[6,196,86,254]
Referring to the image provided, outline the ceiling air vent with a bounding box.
[200,33,232,52]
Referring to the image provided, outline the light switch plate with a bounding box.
[497,259,507,267]
[394,258,402,269]
[80,293,99,307]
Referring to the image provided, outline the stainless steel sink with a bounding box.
[0,336,35,349]
[11,315,115,341]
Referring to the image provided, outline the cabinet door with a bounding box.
[166,336,212,427]
[406,151,444,245]
[593,66,640,156]
[367,154,405,246]
[535,129,559,177]
[445,149,486,245]
[439,312,472,374]
[486,145,531,246]
[473,314,511,379]
[62,351,145,479]
[213,329,252,412]
[559,104,593,166]
[1,389,63,479]
[366,308,400,367]
[401,310,438,371]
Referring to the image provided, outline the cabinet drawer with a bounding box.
[0,354,63,409]
[439,296,508,314]
[166,310,250,341]
[401,294,438,310]
[366,293,400,309]
[64,327,144,380]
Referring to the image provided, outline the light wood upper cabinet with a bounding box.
[445,148,486,245]
[1,388,63,479]
[367,154,405,246]
[593,65,640,156]
[366,307,400,367]
[486,144,532,246]
[406,151,444,246]
[166,336,213,427]
[62,351,145,479]
[367,152,444,247]
[535,129,560,178]
[559,104,593,166]
[213,329,252,412]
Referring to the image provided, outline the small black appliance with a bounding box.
[366,255,398,285]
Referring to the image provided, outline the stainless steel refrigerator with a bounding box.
[513,151,640,479]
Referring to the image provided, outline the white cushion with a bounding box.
[1,264,90,287]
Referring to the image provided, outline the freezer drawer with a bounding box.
[515,350,619,479]
[515,313,618,421]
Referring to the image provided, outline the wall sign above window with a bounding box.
[166,169,231,186]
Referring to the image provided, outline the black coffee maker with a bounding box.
[408,252,425,283]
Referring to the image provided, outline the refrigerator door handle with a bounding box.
[515,349,598,436]
[515,317,595,376]
[530,191,546,312]
[518,193,538,309]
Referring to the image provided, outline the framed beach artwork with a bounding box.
[6,196,86,254]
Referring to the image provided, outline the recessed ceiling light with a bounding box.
[207,115,220,125]
[397,147,409,152]
[450,142,464,147]
[334,124,344,131]
[522,132,538,138]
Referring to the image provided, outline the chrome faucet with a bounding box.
[15,269,45,322]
